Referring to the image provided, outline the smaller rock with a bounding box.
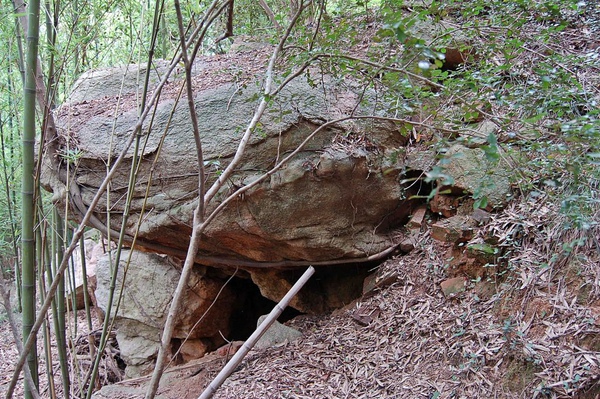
[440,277,467,298]
[351,305,381,326]
[449,255,486,280]
[456,199,476,216]
[431,216,475,244]
[229,35,270,53]
[399,237,416,253]
[116,319,161,378]
[362,270,398,297]
[214,341,244,357]
[255,315,302,350]
[473,281,496,301]
[65,239,99,310]
[179,339,210,363]
[437,144,512,209]
[471,208,492,225]
[462,120,496,148]
[407,204,428,230]
[406,147,436,172]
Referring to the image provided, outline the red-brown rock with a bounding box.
[431,216,474,244]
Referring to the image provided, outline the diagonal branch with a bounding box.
[145,3,311,398]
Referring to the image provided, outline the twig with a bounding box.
[0,273,42,399]
[258,0,281,31]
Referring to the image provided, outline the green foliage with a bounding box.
[386,0,600,229]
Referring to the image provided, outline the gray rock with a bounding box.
[95,249,236,376]
[255,315,302,350]
[116,319,161,378]
[439,144,512,208]
[462,120,498,148]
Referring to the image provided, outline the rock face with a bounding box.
[42,53,514,375]
[41,56,423,310]
[47,76,412,266]
[95,249,236,377]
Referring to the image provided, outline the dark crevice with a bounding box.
[227,276,302,342]
[223,261,378,342]
[402,169,435,199]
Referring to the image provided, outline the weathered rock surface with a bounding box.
[95,249,236,376]
[67,60,171,104]
[437,144,512,209]
[255,315,302,350]
[44,63,415,269]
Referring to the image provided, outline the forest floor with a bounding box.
[3,188,599,398]
[87,192,600,399]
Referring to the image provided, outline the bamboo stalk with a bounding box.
[36,226,56,399]
[52,209,70,396]
[21,0,41,396]
[0,271,42,399]
[198,266,315,399]
[79,235,93,331]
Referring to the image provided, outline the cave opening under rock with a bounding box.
[226,275,303,342]
[218,260,384,344]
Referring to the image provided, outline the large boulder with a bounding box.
[42,55,419,276]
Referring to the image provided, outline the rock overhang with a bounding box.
[42,58,418,270]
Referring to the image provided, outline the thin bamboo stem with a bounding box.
[52,209,70,396]
[79,235,93,331]
[36,225,56,399]
[0,269,41,399]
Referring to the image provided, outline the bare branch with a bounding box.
[145,1,230,397]
[258,0,282,31]
[0,273,41,399]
